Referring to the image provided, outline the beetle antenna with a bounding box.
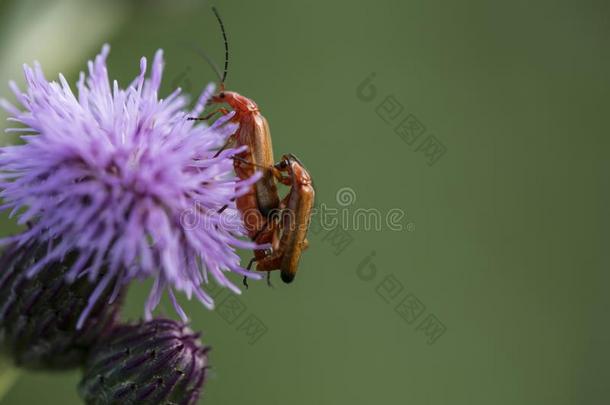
[211,6,229,85]
[232,156,271,171]
[189,44,223,83]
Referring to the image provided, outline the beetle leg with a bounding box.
[255,223,283,271]
[244,249,281,288]
[242,257,257,289]
[275,171,291,186]
[187,111,215,121]
[232,156,273,174]
[213,134,236,158]
[279,192,291,210]
[187,108,230,121]
[216,197,234,214]
[270,167,282,181]
[270,167,292,186]
[242,222,277,287]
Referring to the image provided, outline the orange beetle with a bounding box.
[253,154,315,284]
[189,7,279,240]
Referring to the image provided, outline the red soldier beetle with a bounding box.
[188,7,280,240]
[243,154,315,284]
[188,10,314,285]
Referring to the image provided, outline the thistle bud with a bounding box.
[79,319,209,405]
[0,242,123,369]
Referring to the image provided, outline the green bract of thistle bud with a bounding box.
[0,242,124,369]
[79,318,209,405]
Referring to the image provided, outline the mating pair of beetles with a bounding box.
[189,8,315,286]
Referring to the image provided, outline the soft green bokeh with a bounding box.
[0,0,608,404]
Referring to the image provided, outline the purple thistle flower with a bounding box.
[0,45,263,328]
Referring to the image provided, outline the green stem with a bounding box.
[0,355,19,402]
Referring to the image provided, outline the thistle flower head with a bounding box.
[0,45,262,327]
[78,319,209,405]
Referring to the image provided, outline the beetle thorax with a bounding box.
[223,91,259,113]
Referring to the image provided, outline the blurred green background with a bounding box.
[0,0,608,404]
